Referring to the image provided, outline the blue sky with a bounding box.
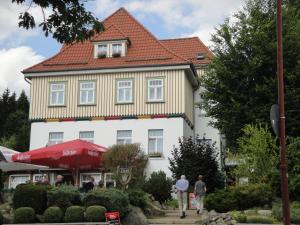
[0,0,245,95]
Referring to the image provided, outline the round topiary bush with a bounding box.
[43,206,63,223]
[64,206,84,222]
[14,207,35,224]
[86,205,106,222]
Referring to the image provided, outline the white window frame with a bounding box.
[97,44,108,57]
[9,174,31,189]
[116,130,132,145]
[79,131,94,143]
[49,82,66,106]
[104,173,116,188]
[80,173,102,187]
[147,78,164,102]
[148,129,163,154]
[33,174,44,183]
[48,132,64,146]
[112,43,122,55]
[79,81,96,105]
[116,79,133,103]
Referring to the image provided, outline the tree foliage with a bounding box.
[200,0,300,149]
[169,137,224,192]
[0,89,30,151]
[143,171,172,204]
[287,137,300,201]
[103,144,148,189]
[232,124,279,183]
[12,0,103,44]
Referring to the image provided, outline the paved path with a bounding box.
[148,209,202,225]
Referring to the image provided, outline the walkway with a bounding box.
[148,209,203,225]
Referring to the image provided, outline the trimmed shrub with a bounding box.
[246,215,274,224]
[43,206,63,223]
[14,207,35,224]
[143,171,172,204]
[205,189,238,212]
[230,211,247,223]
[13,183,50,214]
[127,189,147,209]
[205,183,273,212]
[47,184,81,212]
[85,205,106,222]
[64,206,84,222]
[83,188,129,217]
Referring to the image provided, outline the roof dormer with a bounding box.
[91,24,129,59]
[93,40,129,58]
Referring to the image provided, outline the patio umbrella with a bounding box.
[12,139,108,185]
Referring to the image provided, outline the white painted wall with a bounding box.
[30,117,190,177]
[194,86,222,164]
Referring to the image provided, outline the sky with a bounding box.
[0,0,245,96]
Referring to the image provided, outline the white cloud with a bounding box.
[94,0,245,46]
[0,47,44,96]
[0,1,50,44]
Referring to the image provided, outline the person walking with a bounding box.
[176,175,189,219]
[194,175,206,214]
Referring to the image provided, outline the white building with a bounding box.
[23,7,221,178]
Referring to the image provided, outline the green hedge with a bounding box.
[43,206,63,223]
[47,185,81,211]
[64,206,84,222]
[246,215,275,224]
[14,207,35,224]
[83,188,129,217]
[205,183,273,212]
[13,184,50,214]
[85,205,106,222]
[127,189,147,209]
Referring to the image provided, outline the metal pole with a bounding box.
[277,1,290,225]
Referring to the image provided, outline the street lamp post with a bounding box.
[276,1,290,225]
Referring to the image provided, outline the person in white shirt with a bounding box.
[175,175,189,219]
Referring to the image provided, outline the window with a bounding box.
[80,173,102,187]
[79,131,94,143]
[9,174,30,189]
[79,81,95,105]
[50,82,66,106]
[104,173,116,188]
[48,132,63,145]
[33,174,43,183]
[117,80,133,103]
[98,44,108,57]
[148,129,163,154]
[116,130,132,144]
[112,43,122,55]
[148,79,163,102]
[197,138,212,146]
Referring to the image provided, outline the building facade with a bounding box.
[23,8,221,177]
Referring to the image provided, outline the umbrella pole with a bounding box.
[72,168,80,187]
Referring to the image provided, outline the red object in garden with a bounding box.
[12,139,107,170]
[105,212,121,225]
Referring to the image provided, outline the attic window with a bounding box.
[112,43,122,57]
[197,53,205,60]
[98,44,108,58]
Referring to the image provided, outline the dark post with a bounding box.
[277,1,290,225]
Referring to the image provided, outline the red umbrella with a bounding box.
[12,139,108,185]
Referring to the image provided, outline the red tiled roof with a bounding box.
[160,37,213,65]
[23,8,211,74]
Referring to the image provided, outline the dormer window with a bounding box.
[94,41,128,58]
[112,43,122,57]
[98,44,108,58]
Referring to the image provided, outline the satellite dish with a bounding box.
[270,104,279,137]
